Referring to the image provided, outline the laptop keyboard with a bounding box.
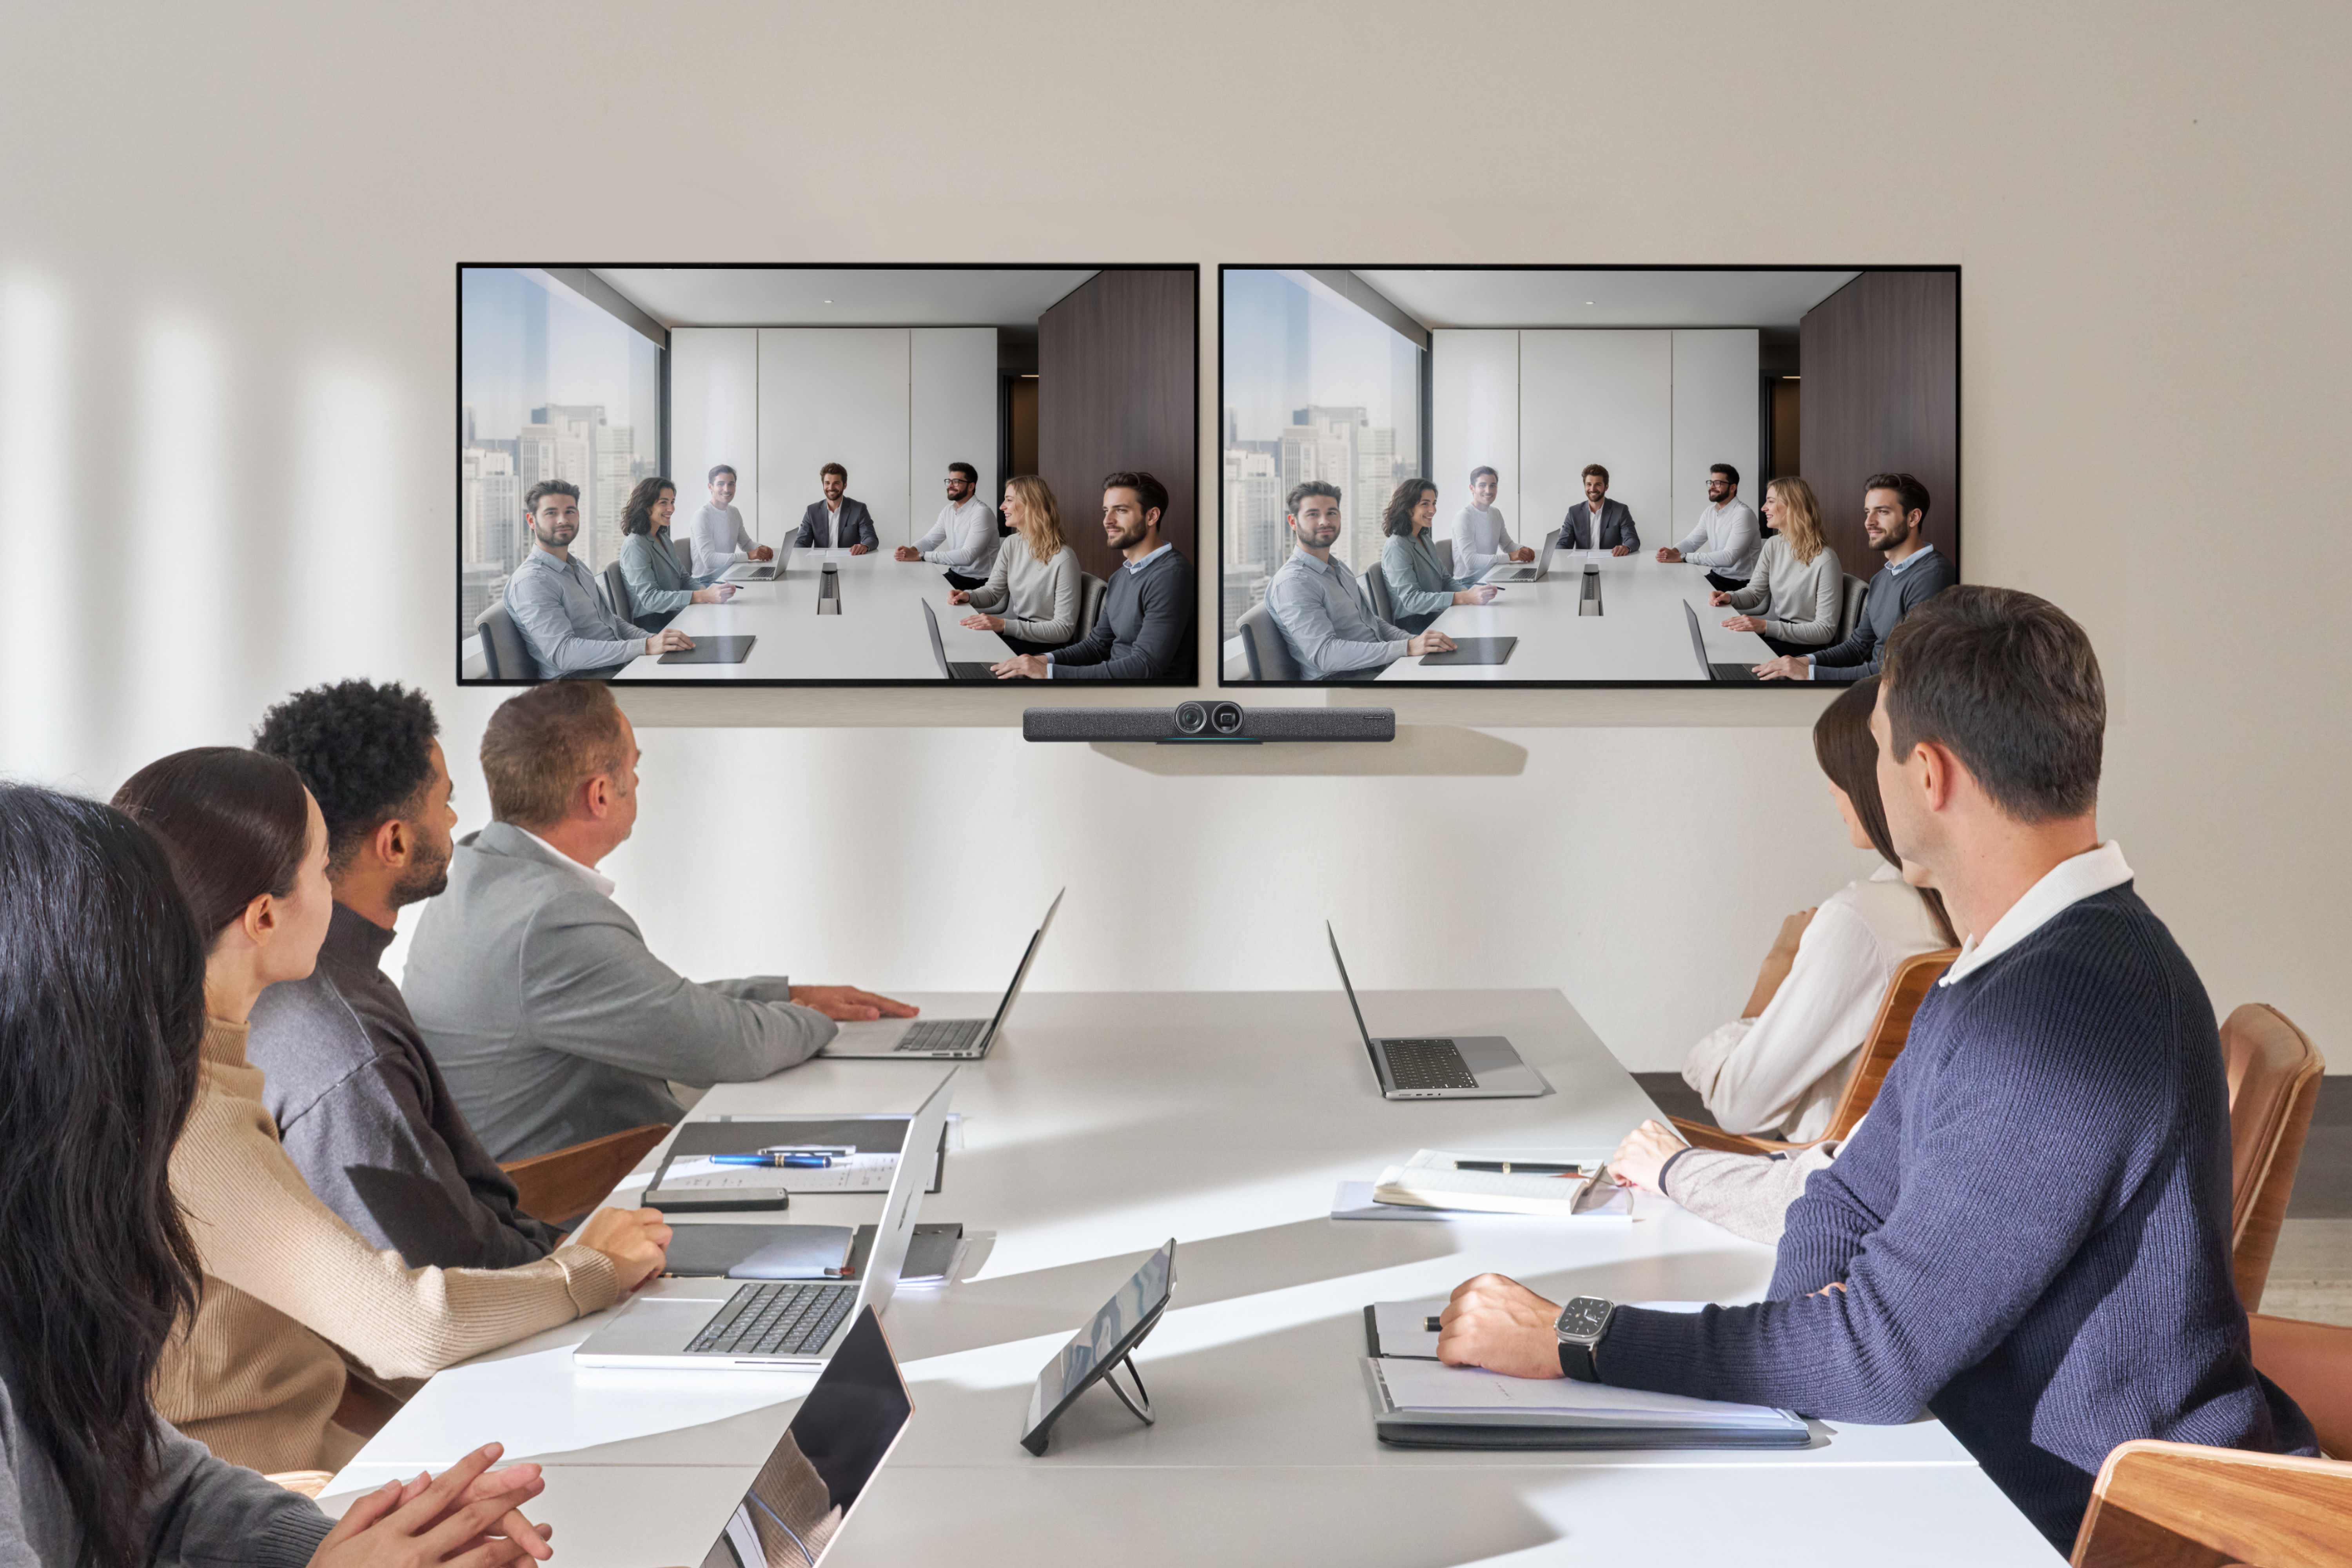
[687,1281,855,1357]
[1384,1038,1480,1091]
[894,1018,987,1053]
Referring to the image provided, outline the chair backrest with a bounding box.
[1838,573,1868,644]
[2070,1440,2352,1567]
[1819,946,1960,1141]
[2223,1002,2326,1312]
[1236,599,1298,681]
[1363,561,1395,623]
[600,559,633,622]
[499,1122,671,1229]
[2250,1314,2352,1461]
[671,534,694,573]
[1434,536,1454,575]
[475,602,539,682]
[1078,572,1108,640]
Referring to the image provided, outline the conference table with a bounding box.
[1377,546,1776,682]
[321,988,2058,1565]
[621,547,1014,681]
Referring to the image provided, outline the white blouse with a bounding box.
[1681,864,1951,1140]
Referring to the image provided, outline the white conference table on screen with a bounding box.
[1376,546,1772,682]
[321,989,2056,1566]
[622,547,1011,681]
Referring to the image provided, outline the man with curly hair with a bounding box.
[248,679,581,1269]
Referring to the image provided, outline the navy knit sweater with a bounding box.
[1599,884,2316,1548]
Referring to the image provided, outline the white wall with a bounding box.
[669,328,760,538]
[1671,330,1761,535]
[1521,330,1674,548]
[910,327,998,534]
[1431,330,1519,544]
[2,4,2347,1074]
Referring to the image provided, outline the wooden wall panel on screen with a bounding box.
[1798,272,1959,576]
[1431,329,1521,558]
[1037,270,1196,582]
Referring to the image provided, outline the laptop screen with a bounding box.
[978,889,1062,1046]
[1682,601,1715,681]
[698,1307,911,1568]
[1324,923,1381,1059]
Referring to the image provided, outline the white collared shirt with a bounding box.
[1124,541,1174,573]
[1938,840,2132,987]
[515,826,617,899]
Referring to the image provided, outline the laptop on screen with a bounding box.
[1684,600,1762,682]
[721,535,795,583]
[1477,528,1559,584]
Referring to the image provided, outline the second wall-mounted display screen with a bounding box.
[1218,267,1958,688]
[460,265,1200,686]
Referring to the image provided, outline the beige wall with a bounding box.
[1,3,2344,1072]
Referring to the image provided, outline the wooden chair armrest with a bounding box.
[1668,1116,1814,1157]
[500,1122,671,1229]
[2072,1439,2352,1566]
[2251,1313,2352,1460]
[266,1470,334,1497]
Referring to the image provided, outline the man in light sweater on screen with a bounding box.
[688,464,772,577]
[1435,586,2315,1550]
[1656,462,1760,589]
[403,681,917,1161]
[896,461,999,588]
[1453,465,1534,577]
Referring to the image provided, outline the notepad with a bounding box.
[1372,1149,1602,1216]
[1370,1356,1798,1432]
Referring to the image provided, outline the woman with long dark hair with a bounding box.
[618,475,737,630]
[113,748,669,1479]
[0,782,555,1566]
[1377,478,1495,633]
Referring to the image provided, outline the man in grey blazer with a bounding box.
[793,462,880,552]
[403,681,916,1161]
[1560,465,1640,553]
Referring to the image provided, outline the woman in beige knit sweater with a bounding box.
[116,748,672,1475]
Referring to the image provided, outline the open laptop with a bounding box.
[823,890,1061,1059]
[1477,527,1559,584]
[694,1305,911,1568]
[1684,600,1761,682]
[1327,924,1547,1100]
[923,599,998,681]
[721,535,795,583]
[574,1071,956,1370]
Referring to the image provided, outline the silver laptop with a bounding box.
[823,891,1061,1059]
[1684,600,1761,682]
[721,535,795,583]
[923,599,998,681]
[573,1071,956,1370]
[1327,924,1547,1100]
[695,1305,911,1568]
[1477,527,1559,584]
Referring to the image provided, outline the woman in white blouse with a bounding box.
[1664,675,1958,1144]
[1712,475,1842,656]
[952,475,1081,654]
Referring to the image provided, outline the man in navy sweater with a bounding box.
[1438,586,2314,1549]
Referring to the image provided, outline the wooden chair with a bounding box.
[2221,1003,2326,1313]
[1670,946,1960,1156]
[2250,1313,2352,1461]
[499,1122,670,1230]
[266,1470,335,1497]
[2070,1440,2352,1566]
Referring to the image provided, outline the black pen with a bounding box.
[1454,1160,1583,1176]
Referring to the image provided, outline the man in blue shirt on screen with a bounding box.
[503,481,692,677]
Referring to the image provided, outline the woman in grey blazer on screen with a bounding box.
[617,477,736,632]
[1713,475,1842,657]
[1378,477,1497,634]
[952,475,1080,654]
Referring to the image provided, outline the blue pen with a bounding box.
[709,1152,833,1169]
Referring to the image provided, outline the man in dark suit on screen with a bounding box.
[1561,464,1639,554]
[793,462,880,552]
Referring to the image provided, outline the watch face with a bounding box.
[1559,1296,1613,1338]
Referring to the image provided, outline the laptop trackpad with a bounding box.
[587,1294,733,1356]
[1456,1035,1524,1072]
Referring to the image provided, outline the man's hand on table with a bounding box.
[1436,1273,1566,1379]
[791,985,920,1022]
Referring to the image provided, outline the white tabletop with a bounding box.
[324,989,2057,1564]
[622,548,1013,681]
[1377,548,1774,682]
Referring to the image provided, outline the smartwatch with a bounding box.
[1555,1294,1616,1383]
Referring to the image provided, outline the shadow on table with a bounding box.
[1090,724,1526,777]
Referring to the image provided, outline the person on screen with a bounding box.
[1379,477,1496,634]
[897,461,1000,589]
[1755,472,1954,681]
[503,481,693,675]
[619,477,738,632]
[991,471,1194,681]
[953,474,1080,654]
[1560,465,1638,554]
[1713,476,1842,656]
[1265,481,1455,678]
[1657,463,1760,588]
[401,681,917,1161]
[1434,587,2317,1551]
[1454,465,1533,576]
[794,463,878,553]
[690,465,772,577]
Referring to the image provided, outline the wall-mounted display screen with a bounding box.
[459,265,1199,686]
[1218,267,1958,688]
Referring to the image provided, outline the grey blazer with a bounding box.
[402,822,835,1161]
[1561,497,1639,551]
[794,497,880,552]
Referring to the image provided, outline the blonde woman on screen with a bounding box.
[1712,475,1842,657]
[953,475,1081,654]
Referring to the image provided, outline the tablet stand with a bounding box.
[1100,1348,1155,1426]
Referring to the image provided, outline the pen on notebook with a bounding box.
[1454,1160,1583,1176]
[709,1152,833,1169]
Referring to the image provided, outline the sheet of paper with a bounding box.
[1372,1356,1793,1427]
